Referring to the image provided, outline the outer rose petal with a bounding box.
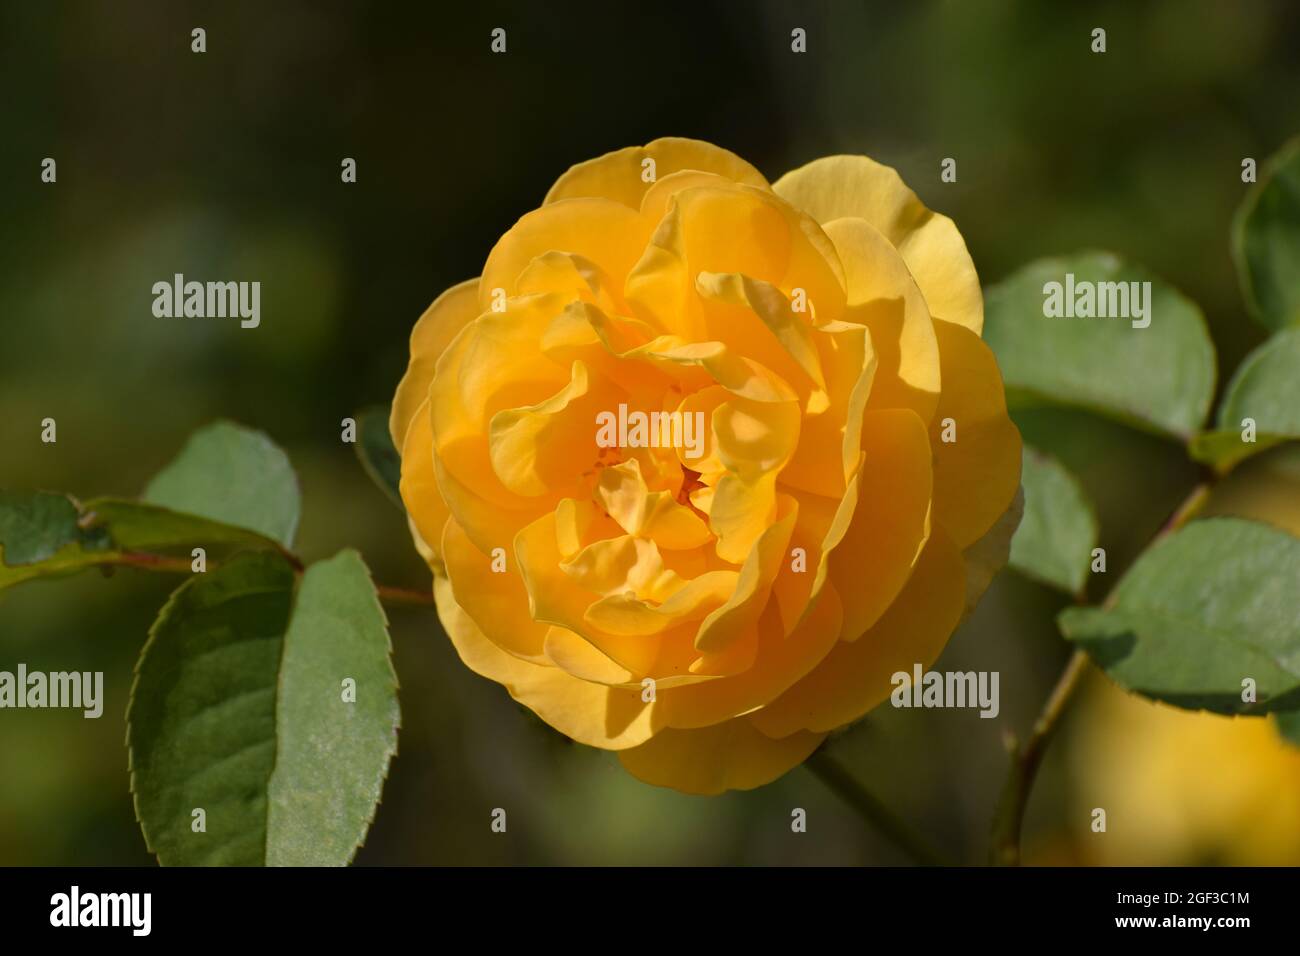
[750,526,966,738]
[398,399,450,572]
[773,155,983,334]
[617,715,825,795]
[544,137,770,209]
[822,217,940,424]
[442,517,549,663]
[389,278,480,451]
[434,575,662,750]
[928,320,1023,548]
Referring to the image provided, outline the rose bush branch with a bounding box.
[112,548,436,609]
[988,480,1213,865]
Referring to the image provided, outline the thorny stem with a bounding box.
[988,480,1213,865]
[807,748,949,866]
[373,583,438,608]
[105,549,435,608]
[988,648,1090,866]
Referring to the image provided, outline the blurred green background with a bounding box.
[3,0,1299,866]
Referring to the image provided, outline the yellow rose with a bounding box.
[391,138,1021,794]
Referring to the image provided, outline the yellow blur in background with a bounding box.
[1067,678,1300,866]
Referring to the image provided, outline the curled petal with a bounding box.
[626,184,847,337]
[823,217,940,424]
[774,155,983,333]
[480,199,650,310]
[488,360,615,497]
[435,577,661,750]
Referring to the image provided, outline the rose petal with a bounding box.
[544,136,769,209]
[928,320,1023,548]
[442,517,549,662]
[398,398,450,572]
[617,715,825,795]
[390,278,480,452]
[822,217,941,424]
[824,407,934,640]
[773,155,982,334]
[750,525,966,737]
[434,576,661,750]
[480,199,649,310]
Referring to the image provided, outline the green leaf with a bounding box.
[0,491,86,564]
[1233,137,1300,332]
[1008,448,1098,596]
[82,498,281,553]
[266,550,400,864]
[1059,517,1300,715]
[984,252,1216,439]
[129,550,399,866]
[0,544,116,592]
[1190,326,1300,470]
[353,405,403,508]
[144,421,300,548]
[0,491,113,591]
[0,494,284,593]
[1276,710,1300,749]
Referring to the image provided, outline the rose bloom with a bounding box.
[392,138,1021,794]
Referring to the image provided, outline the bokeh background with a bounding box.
[3,0,1300,865]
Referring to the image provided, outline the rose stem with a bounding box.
[807,748,949,866]
[987,479,1213,865]
[103,550,436,608]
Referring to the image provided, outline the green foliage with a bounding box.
[0,491,114,590]
[1276,711,1300,749]
[81,498,284,553]
[1233,137,1300,332]
[353,405,403,508]
[1059,518,1300,715]
[0,490,91,564]
[1008,448,1098,596]
[3,421,402,865]
[1190,326,1300,470]
[984,252,1216,439]
[128,550,399,866]
[5,125,1300,868]
[0,494,283,593]
[143,421,301,548]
